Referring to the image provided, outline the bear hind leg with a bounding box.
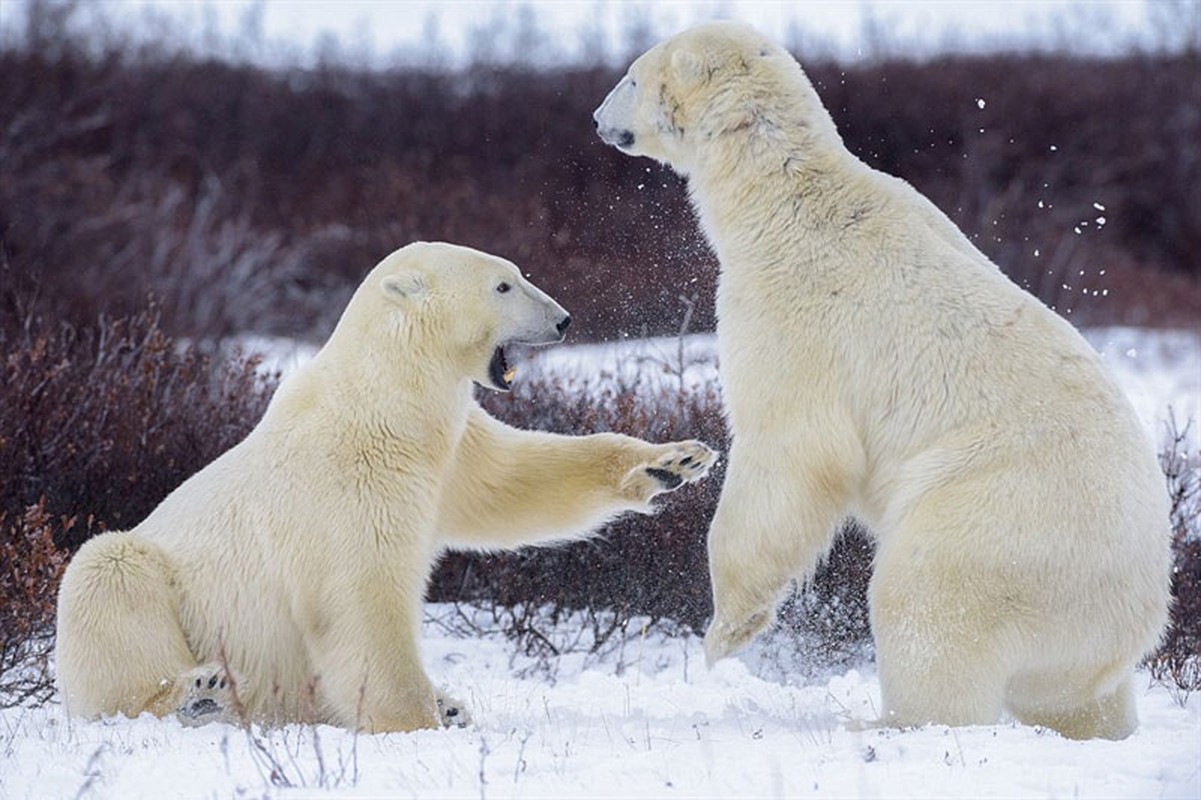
[872,627,1010,730]
[869,558,1013,729]
[55,532,200,720]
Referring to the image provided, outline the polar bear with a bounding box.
[55,241,716,733]
[594,22,1171,739]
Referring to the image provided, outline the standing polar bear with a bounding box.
[595,22,1170,739]
[56,242,716,733]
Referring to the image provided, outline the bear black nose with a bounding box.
[557,315,572,335]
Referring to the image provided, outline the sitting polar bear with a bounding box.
[55,241,716,733]
[594,22,1170,739]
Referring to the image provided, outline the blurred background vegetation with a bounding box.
[1,0,1198,702]
[3,0,1199,346]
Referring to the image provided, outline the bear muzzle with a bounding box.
[594,118,636,150]
[593,77,639,152]
[487,313,570,391]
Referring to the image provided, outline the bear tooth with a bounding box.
[504,366,517,384]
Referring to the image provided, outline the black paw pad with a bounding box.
[180,698,221,720]
[647,467,683,489]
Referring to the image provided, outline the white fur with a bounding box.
[55,241,716,733]
[595,21,1171,739]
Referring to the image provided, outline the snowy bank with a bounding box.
[3,606,1198,799]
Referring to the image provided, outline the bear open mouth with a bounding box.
[488,345,518,391]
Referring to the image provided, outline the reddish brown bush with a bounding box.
[428,369,876,661]
[1150,418,1201,698]
[0,308,277,542]
[2,20,1199,348]
[0,500,74,707]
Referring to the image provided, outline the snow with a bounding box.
[3,607,1199,799]
[1084,327,1201,443]
[3,326,1197,798]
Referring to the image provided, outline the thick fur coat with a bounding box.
[55,242,715,732]
[594,22,1170,739]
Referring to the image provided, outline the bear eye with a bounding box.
[496,282,512,294]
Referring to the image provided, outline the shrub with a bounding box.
[427,370,727,635]
[5,317,1196,701]
[3,304,1197,705]
[427,366,876,669]
[0,306,277,543]
[1149,417,1201,700]
[0,500,76,707]
[2,13,1199,347]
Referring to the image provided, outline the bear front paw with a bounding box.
[645,440,718,492]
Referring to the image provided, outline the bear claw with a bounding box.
[628,441,717,503]
[645,441,718,491]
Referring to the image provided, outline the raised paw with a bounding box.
[645,440,718,492]
[175,664,241,728]
[436,691,471,729]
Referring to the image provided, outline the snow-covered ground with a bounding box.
[3,606,1199,799]
[4,325,1198,799]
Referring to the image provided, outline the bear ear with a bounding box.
[380,270,427,302]
[671,48,708,89]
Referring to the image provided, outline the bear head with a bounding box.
[592,21,838,175]
[342,241,571,392]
